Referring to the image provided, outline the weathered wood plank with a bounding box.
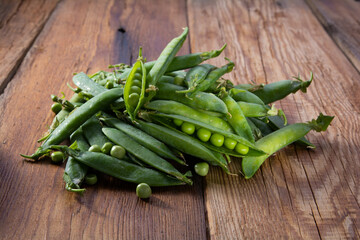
[187,0,360,239]
[0,0,60,94]
[305,0,360,72]
[0,0,207,239]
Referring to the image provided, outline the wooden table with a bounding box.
[1,0,359,239]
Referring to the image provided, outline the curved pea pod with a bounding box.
[267,115,315,148]
[188,58,234,98]
[135,120,230,173]
[63,127,89,193]
[102,127,192,185]
[52,146,184,187]
[123,48,147,121]
[220,91,255,143]
[178,64,216,93]
[145,27,189,101]
[248,117,274,137]
[145,100,233,133]
[119,44,227,80]
[229,88,265,106]
[21,88,124,160]
[143,112,265,157]
[101,117,186,165]
[237,102,286,121]
[251,73,313,104]
[155,82,228,114]
[242,113,334,179]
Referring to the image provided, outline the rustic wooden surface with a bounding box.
[0,0,359,239]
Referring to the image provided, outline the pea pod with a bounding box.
[21,88,123,160]
[63,127,89,193]
[145,100,233,133]
[178,64,216,94]
[142,112,265,157]
[119,44,227,80]
[52,146,184,187]
[145,27,189,101]
[237,102,284,119]
[82,116,110,147]
[155,82,228,114]
[230,88,265,106]
[251,73,313,104]
[188,59,234,98]
[135,120,230,173]
[101,117,186,165]
[102,127,192,185]
[123,48,147,121]
[220,91,255,143]
[242,113,334,178]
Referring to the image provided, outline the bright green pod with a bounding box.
[180,64,216,93]
[242,113,334,179]
[155,82,228,114]
[145,100,233,133]
[123,48,147,121]
[230,88,265,106]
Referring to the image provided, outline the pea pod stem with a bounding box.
[242,113,334,179]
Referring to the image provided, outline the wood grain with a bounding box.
[0,0,60,94]
[187,0,360,239]
[0,0,207,239]
[306,0,360,73]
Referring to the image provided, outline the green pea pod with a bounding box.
[248,117,274,137]
[246,117,262,140]
[119,44,227,80]
[145,27,189,101]
[267,115,315,148]
[178,64,216,93]
[82,116,110,147]
[63,127,89,193]
[135,120,230,173]
[234,83,264,92]
[242,113,334,178]
[123,48,147,121]
[145,100,233,133]
[52,146,184,187]
[229,88,265,106]
[102,127,192,185]
[188,58,234,98]
[251,73,313,104]
[237,102,283,118]
[101,117,186,165]
[220,91,255,143]
[21,88,123,160]
[142,112,265,156]
[155,82,228,114]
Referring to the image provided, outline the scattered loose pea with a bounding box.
[85,173,98,185]
[51,151,65,163]
[194,162,209,176]
[136,183,152,199]
[110,145,126,159]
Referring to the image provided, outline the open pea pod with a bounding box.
[123,48,147,121]
[140,112,267,157]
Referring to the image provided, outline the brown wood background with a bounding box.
[0,0,359,239]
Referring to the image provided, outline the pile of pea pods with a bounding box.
[21,28,333,197]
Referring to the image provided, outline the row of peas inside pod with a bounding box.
[21,27,333,199]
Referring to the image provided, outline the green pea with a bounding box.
[51,103,62,114]
[51,151,65,163]
[130,86,141,95]
[89,145,101,152]
[197,128,211,142]
[224,138,237,150]
[181,122,195,135]
[132,79,142,87]
[136,183,152,199]
[85,173,98,185]
[210,133,224,147]
[101,142,113,154]
[105,81,114,89]
[110,145,126,159]
[51,94,58,102]
[135,68,142,74]
[194,162,209,176]
[173,119,183,126]
[128,93,139,107]
[134,72,142,80]
[235,143,249,155]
